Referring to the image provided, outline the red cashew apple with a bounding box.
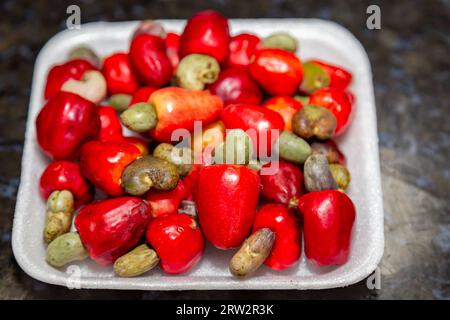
[309,87,354,136]
[227,33,261,68]
[179,10,230,64]
[253,204,302,270]
[36,91,100,160]
[120,136,149,156]
[165,32,180,69]
[309,60,352,90]
[145,180,190,219]
[195,164,260,249]
[39,161,93,208]
[146,214,204,274]
[220,103,284,157]
[79,140,142,196]
[297,190,356,266]
[44,59,96,100]
[208,67,263,106]
[149,87,223,142]
[128,86,158,106]
[129,34,173,87]
[249,48,303,96]
[263,95,303,132]
[102,52,140,95]
[98,106,123,141]
[259,160,304,206]
[75,197,151,265]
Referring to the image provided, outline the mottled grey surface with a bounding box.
[0,0,448,299]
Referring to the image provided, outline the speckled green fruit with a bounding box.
[114,244,159,277]
[153,143,193,176]
[120,102,157,133]
[276,131,311,164]
[175,54,220,90]
[292,105,336,140]
[46,232,87,268]
[329,164,351,191]
[299,62,330,94]
[109,94,132,113]
[262,32,298,52]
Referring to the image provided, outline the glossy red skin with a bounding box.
[129,34,173,87]
[146,214,204,274]
[165,32,180,69]
[249,49,303,96]
[36,91,100,160]
[149,87,223,142]
[102,53,140,95]
[227,33,261,68]
[145,180,189,218]
[252,204,301,270]
[208,67,263,106]
[195,165,260,249]
[260,160,304,205]
[262,96,303,131]
[75,197,151,265]
[120,136,149,155]
[220,104,284,157]
[179,10,230,64]
[39,161,93,208]
[98,106,123,141]
[128,86,158,106]
[79,140,141,196]
[309,88,354,136]
[297,190,356,266]
[44,59,96,100]
[310,59,352,90]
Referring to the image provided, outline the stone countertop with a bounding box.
[0,0,448,299]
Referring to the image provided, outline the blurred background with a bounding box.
[0,0,449,299]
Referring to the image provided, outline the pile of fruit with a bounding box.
[37,10,356,278]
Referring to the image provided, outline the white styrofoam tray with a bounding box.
[12,19,384,290]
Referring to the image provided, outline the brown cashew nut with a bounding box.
[303,154,338,192]
[121,155,180,196]
[292,105,336,140]
[114,244,159,277]
[229,228,275,277]
[44,190,74,244]
[153,143,193,176]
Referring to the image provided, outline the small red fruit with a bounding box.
[102,53,140,95]
[179,10,230,64]
[75,197,151,265]
[249,48,303,96]
[309,60,352,90]
[165,32,180,69]
[263,96,303,131]
[128,86,158,106]
[253,204,301,270]
[146,214,204,274]
[297,190,356,266]
[98,106,123,141]
[208,67,263,106]
[227,33,261,68]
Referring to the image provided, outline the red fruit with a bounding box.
[309,87,354,136]
[208,67,262,106]
[102,53,140,95]
[149,87,223,142]
[195,165,260,249]
[120,136,149,155]
[75,197,151,265]
[146,214,204,274]
[128,86,158,106]
[260,160,304,206]
[220,104,284,157]
[39,161,93,208]
[309,60,352,90]
[249,48,303,95]
[44,59,96,100]
[36,91,99,160]
[297,190,356,266]
[263,96,303,131]
[227,33,261,68]
[311,140,346,165]
[165,32,180,69]
[98,106,123,141]
[79,140,142,196]
[145,180,189,218]
[179,10,230,64]
[129,34,173,87]
[253,204,301,270]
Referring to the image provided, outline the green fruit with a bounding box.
[262,32,298,52]
[213,129,253,165]
[46,232,87,268]
[276,131,311,164]
[120,102,158,133]
[299,62,330,94]
[109,94,132,113]
[329,164,351,191]
[175,54,220,90]
[153,143,193,176]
